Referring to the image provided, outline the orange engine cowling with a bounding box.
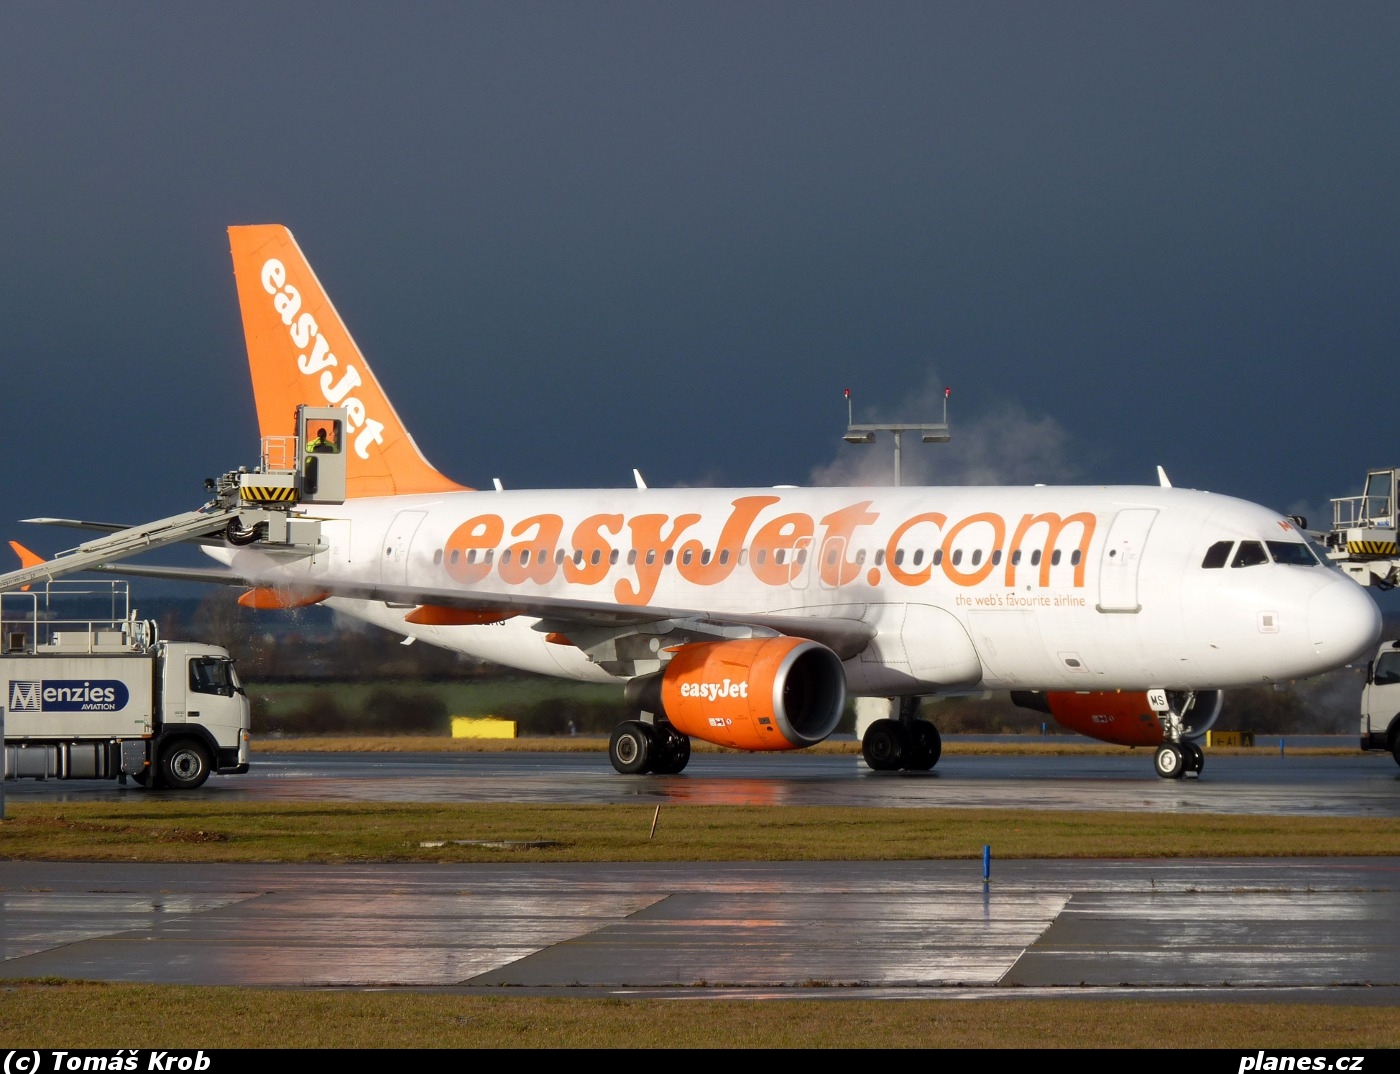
[1010,689,1223,747]
[624,637,846,751]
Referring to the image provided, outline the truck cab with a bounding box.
[153,641,251,787]
[1360,639,1400,766]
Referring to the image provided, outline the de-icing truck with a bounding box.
[1,581,250,789]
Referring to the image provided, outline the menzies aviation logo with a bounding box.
[9,680,130,712]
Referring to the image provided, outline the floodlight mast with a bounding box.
[842,387,951,486]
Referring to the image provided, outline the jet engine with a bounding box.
[624,636,846,751]
[1010,689,1223,747]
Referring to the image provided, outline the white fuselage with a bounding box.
[211,483,1381,695]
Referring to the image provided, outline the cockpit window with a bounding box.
[1201,541,1232,569]
[1231,541,1269,568]
[1267,541,1318,566]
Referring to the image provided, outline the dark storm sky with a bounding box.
[4,3,1399,550]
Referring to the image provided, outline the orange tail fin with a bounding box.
[228,225,467,498]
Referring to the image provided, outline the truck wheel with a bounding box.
[1392,738,1400,768]
[159,739,212,790]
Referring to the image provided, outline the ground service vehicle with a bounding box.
[1361,638,1400,766]
[1,582,250,789]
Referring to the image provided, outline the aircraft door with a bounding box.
[1097,508,1158,613]
[787,536,813,590]
[817,536,846,590]
[381,510,427,587]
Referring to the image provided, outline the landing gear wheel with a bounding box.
[904,720,942,771]
[1154,743,1185,780]
[157,739,212,790]
[609,721,655,774]
[862,718,908,771]
[650,727,692,774]
[1182,741,1204,775]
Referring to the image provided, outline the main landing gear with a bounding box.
[608,719,692,775]
[862,696,942,773]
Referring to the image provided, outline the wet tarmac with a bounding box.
[3,745,1398,1001]
[5,744,1398,817]
[2,857,1397,1003]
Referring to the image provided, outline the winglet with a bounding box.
[1156,466,1172,488]
[9,541,44,591]
[228,225,469,498]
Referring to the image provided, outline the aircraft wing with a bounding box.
[98,561,876,659]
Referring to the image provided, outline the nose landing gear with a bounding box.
[1153,691,1206,779]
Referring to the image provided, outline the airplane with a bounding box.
[2,225,1382,779]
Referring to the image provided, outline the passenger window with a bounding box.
[912,549,924,566]
[971,549,983,566]
[719,549,730,565]
[609,549,619,565]
[992,550,1002,565]
[1031,550,1042,566]
[1201,541,1232,569]
[951,549,962,566]
[591,549,602,565]
[1231,541,1268,568]
[1051,550,1062,566]
[933,549,943,565]
[874,549,885,566]
[1070,550,1081,566]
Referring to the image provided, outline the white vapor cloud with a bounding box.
[810,379,1083,488]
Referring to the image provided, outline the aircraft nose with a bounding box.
[1307,579,1381,667]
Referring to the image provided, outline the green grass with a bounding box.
[4,801,1400,862]
[2,984,1398,1048]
